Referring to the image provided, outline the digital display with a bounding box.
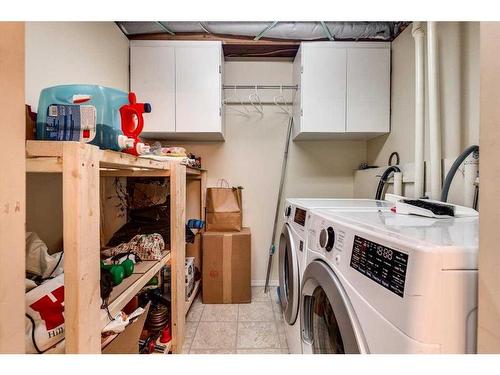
[350,235,408,297]
[294,208,307,227]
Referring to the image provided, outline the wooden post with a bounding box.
[170,162,186,353]
[62,142,101,353]
[478,22,500,353]
[200,170,207,222]
[0,22,25,353]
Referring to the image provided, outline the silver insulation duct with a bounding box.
[117,21,403,41]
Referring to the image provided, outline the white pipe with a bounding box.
[393,172,403,196]
[464,151,479,207]
[412,22,425,198]
[427,21,442,200]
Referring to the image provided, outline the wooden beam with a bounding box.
[478,21,500,353]
[128,32,302,46]
[26,140,64,157]
[169,162,186,353]
[200,170,207,222]
[100,150,168,170]
[100,169,170,177]
[0,21,25,354]
[62,142,101,353]
[26,156,63,173]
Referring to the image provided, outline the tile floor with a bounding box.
[182,286,289,354]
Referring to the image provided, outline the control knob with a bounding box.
[319,227,335,252]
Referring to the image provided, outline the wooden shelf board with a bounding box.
[26,156,62,173]
[26,141,172,173]
[186,168,202,176]
[185,279,201,315]
[100,149,169,171]
[101,333,119,349]
[25,141,205,178]
[101,252,170,327]
[100,168,170,177]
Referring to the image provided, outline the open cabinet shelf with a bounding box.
[24,140,207,354]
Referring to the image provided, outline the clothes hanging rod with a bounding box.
[224,101,293,106]
[223,85,298,90]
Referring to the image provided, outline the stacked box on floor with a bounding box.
[202,228,251,304]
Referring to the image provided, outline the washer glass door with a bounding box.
[278,223,299,325]
[301,260,365,354]
[310,286,345,353]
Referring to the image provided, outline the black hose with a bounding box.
[441,145,479,202]
[388,152,400,166]
[375,166,401,200]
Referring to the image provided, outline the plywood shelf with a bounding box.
[27,140,170,175]
[26,140,202,177]
[101,252,171,327]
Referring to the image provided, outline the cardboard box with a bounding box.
[186,233,202,271]
[202,228,251,304]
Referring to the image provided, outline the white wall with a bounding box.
[367,22,480,167]
[171,61,366,285]
[25,22,129,111]
[26,22,130,251]
[360,22,480,205]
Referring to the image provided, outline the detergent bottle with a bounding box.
[36,85,151,152]
[120,92,152,156]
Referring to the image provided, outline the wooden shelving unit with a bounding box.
[25,140,207,354]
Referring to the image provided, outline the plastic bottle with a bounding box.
[36,85,150,152]
[120,92,152,156]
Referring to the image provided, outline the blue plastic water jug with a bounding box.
[36,85,136,151]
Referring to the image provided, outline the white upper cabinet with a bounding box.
[293,42,391,140]
[130,44,176,133]
[175,45,222,134]
[346,47,391,134]
[301,44,346,133]
[130,41,224,141]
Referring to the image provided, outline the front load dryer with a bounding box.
[301,209,479,354]
[278,199,393,354]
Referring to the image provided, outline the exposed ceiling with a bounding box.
[117,21,409,58]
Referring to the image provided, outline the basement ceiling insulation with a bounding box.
[117,21,407,41]
[117,21,408,58]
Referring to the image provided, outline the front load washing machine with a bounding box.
[301,208,479,354]
[278,199,393,354]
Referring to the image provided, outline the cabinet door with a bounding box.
[301,46,347,133]
[346,47,390,133]
[130,45,176,133]
[175,45,222,133]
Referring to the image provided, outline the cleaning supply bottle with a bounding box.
[120,92,152,156]
[36,85,150,152]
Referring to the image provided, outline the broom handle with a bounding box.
[264,116,293,293]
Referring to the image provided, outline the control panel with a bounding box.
[294,207,307,227]
[350,235,408,297]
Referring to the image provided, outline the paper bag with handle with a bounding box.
[206,179,243,232]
